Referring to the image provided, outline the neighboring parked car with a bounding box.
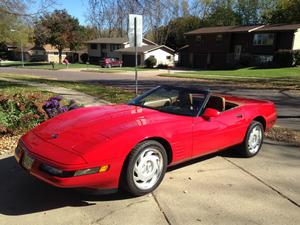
[99,57,122,68]
[15,85,277,196]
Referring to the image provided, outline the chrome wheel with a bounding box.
[248,125,263,154]
[133,148,163,190]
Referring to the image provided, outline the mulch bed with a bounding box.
[0,135,21,156]
[266,127,300,146]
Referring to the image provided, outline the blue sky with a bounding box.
[51,0,87,25]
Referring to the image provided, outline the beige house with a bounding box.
[26,44,87,63]
[29,44,71,63]
[86,37,175,66]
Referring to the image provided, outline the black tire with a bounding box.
[122,140,167,196]
[239,121,264,158]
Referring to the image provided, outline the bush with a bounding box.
[294,50,300,66]
[80,53,89,63]
[239,54,253,67]
[0,93,49,135]
[273,50,294,67]
[144,56,157,68]
[0,93,82,136]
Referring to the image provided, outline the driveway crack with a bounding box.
[152,192,172,225]
[91,200,148,224]
[222,157,300,208]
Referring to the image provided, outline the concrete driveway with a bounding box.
[0,141,299,225]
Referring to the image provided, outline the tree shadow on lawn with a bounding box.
[0,156,133,216]
[0,80,34,89]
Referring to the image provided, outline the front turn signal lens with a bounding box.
[99,165,109,173]
[74,165,110,176]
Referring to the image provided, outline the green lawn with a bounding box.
[0,74,135,104]
[0,62,99,70]
[161,67,300,79]
[0,61,157,72]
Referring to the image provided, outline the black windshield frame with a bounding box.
[128,85,210,117]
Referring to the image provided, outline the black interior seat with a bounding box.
[206,95,225,112]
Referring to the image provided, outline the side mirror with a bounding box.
[202,108,220,120]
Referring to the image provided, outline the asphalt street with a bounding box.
[1,67,299,130]
[0,141,299,225]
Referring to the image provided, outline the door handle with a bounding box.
[236,114,243,118]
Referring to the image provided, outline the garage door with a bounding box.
[122,54,141,67]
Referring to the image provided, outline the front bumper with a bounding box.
[15,144,122,190]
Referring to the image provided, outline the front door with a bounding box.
[192,107,245,157]
[234,45,242,61]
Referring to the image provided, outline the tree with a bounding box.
[34,10,82,63]
[204,5,241,26]
[0,0,56,17]
[165,16,203,50]
[236,0,260,25]
[262,0,300,24]
[0,0,31,44]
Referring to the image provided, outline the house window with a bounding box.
[101,44,106,49]
[91,44,97,49]
[166,56,171,60]
[110,44,121,51]
[253,33,274,46]
[196,35,202,42]
[216,34,223,42]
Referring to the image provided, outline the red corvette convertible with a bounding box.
[15,85,276,196]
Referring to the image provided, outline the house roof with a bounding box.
[255,24,300,32]
[185,25,259,35]
[177,45,189,52]
[115,45,174,54]
[185,24,300,35]
[85,37,158,45]
[86,37,129,44]
[25,44,71,53]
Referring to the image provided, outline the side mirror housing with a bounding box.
[202,108,220,120]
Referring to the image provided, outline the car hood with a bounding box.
[32,104,176,154]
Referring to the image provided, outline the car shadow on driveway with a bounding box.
[0,156,133,216]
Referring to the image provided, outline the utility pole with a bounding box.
[134,17,138,96]
[129,14,143,97]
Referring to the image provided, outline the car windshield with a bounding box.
[129,86,209,117]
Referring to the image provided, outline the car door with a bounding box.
[192,107,245,157]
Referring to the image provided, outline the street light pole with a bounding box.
[11,29,24,67]
[20,39,24,67]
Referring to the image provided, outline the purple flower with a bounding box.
[42,96,83,118]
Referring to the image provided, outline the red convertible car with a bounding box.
[15,86,277,196]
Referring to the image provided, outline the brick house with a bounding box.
[179,24,300,68]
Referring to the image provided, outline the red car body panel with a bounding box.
[16,94,277,190]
